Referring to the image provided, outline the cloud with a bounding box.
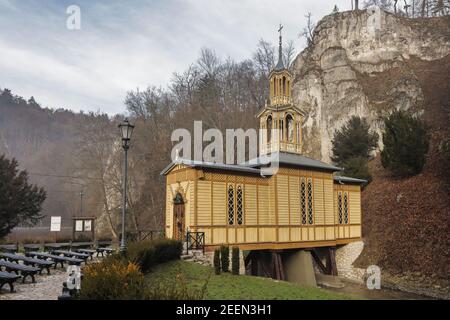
[0,0,349,114]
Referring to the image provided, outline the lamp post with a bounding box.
[118,118,134,253]
[80,191,84,217]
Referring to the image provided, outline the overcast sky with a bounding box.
[0,0,352,115]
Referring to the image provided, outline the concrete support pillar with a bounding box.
[284,250,317,287]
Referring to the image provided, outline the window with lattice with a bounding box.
[307,178,313,224]
[338,192,343,224]
[300,178,307,224]
[236,185,243,225]
[227,184,234,225]
[343,192,349,224]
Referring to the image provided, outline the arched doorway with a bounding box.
[173,193,185,240]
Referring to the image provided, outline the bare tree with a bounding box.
[283,40,296,70]
[299,12,315,48]
[363,0,394,11]
[253,39,275,78]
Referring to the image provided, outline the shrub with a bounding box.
[342,156,371,183]
[78,259,145,300]
[231,247,240,275]
[331,116,378,182]
[381,110,429,177]
[220,245,229,272]
[331,116,378,165]
[126,239,182,273]
[213,249,221,275]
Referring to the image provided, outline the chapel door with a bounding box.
[173,193,185,241]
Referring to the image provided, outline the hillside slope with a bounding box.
[355,54,450,280]
[291,9,449,291]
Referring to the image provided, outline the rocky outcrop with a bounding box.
[291,8,450,161]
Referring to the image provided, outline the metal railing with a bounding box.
[185,231,205,255]
[127,229,164,242]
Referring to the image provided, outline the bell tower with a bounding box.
[257,25,304,155]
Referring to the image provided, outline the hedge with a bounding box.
[126,239,182,273]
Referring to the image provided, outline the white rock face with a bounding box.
[291,9,450,162]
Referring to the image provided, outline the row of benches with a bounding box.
[0,247,115,293]
[0,241,112,253]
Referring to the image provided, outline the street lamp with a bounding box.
[80,191,84,217]
[118,118,134,253]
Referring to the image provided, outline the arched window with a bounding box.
[343,192,349,224]
[237,185,243,225]
[228,185,234,225]
[283,76,286,95]
[267,115,272,143]
[307,178,314,224]
[173,193,184,205]
[285,114,294,142]
[279,119,284,141]
[300,178,307,224]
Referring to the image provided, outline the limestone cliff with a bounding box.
[291,8,450,162]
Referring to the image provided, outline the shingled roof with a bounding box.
[160,158,262,176]
[333,175,367,185]
[245,152,342,172]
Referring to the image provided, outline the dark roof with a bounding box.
[160,159,263,176]
[245,152,342,172]
[274,56,285,71]
[333,175,367,185]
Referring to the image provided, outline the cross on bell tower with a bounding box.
[256,25,305,155]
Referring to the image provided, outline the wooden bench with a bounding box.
[23,244,42,252]
[25,252,83,268]
[71,242,94,249]
[0,260,40,283]
[74,249,96,260]
[0,244,18,254]
[51,250,90,262]
[0,253,55,275]
[0,271,21,293]
[44,243,71,251]
[96,247,115,257]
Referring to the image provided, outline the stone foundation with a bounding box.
[188,249,245,274]
[335,241,366,284]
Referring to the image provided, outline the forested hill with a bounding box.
[0,40,289,236]
[0,88,99,227]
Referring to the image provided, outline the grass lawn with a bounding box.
[145,260,357,300]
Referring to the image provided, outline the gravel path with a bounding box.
[0,269,67,300]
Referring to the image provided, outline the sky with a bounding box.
[0,0,352,115]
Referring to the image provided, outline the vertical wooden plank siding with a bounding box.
[164,166,362,248]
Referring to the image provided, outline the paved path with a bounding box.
[0,269,67,300]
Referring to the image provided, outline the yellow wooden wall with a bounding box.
[164,166,362,248]
[334,184,362,239]
[165,165,196,239]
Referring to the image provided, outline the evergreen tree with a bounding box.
[213,249,221,275]
[0,155,46,238]
[381,110,429,177]
[220,245,229,272]
[231,247,240,275]
[331,116,378,181]
[342,156,372,182]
